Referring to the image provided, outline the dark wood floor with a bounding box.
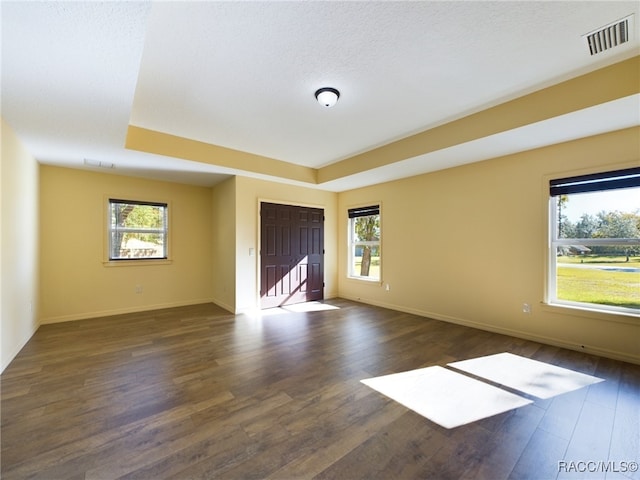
[2,299,639,480]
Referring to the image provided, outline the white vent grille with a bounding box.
[584,15,634,55]
[84,158,114,169]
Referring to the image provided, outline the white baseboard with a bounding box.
[36,294,639,365]
[340,295,640,366]
[39,298,216,324]
[210,298,235,314]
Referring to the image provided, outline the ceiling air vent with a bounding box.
[584,14,634,55]
[84,158,114,169]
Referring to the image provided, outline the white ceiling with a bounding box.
[2,1,639,191]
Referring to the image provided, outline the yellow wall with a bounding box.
[234,176,338,313]
[39,166,213,323]
[32,161,340,322]
[1,119,40,372]
[320,57,639,183]
[211,176,236,312]
[3,118,638,370]
[338,127,640,364]
[126,57,639,188]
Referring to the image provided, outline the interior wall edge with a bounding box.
[1,118,40,374]
[210,298,235,315]
[0,322,39,374]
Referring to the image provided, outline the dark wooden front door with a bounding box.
[260,202,324,308]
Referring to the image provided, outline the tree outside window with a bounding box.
[550,168,639,314]
[108,199,168,260]
[348,205,380,281]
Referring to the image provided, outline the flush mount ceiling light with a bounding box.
[315,87,340,107]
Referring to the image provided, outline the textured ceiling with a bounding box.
[2,1,639,190]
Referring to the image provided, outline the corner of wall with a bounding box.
[211,176,237,313]
[1,118,40,373]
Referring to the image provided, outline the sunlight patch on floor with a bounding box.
[281,301,340,313]
[361,353,603,429]
[448,352,603,399]
[361,366,532,429]
[253,301,340,317]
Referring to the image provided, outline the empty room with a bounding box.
[1,1,639,479]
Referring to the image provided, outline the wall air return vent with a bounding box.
[583,14,634,55]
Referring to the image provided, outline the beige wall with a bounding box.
[1,119,40,372]
[3,117,638,371]
[338,127,640,364]
[39,166,213,323]
[211,176,236,312]
[234,176,338,313]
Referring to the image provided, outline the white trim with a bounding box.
[540,301,640,323]
[546,174,639,316]
[103,259,173,267]
[103,194,172,264]
[547,196,557,305]
[347,201,381,281]
[341,294,640,366]
[39,299,215,324]
[553,238,640,246]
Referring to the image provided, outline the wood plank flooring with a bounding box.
[2,299,639,479]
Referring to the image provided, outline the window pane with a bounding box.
[349,209,381,281]
[110,232,166,259]
[109,201,167,260]
[552,185,640,312]
[556,246,640,310]
[351,244,380,280]
[353,215,380,241]
[555,187,640,240]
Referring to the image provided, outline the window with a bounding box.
[108,199,168,261]
[549,167,640,314]
[348,205,380,281]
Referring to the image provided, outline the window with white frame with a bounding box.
[549,167,640,314]
[348,205,380,281]
[108,199,168,261]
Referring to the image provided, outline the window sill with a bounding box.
[103,259,173,267]
[541,302,639,325]
[346,276,382,285]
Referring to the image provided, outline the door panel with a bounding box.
[260,202,324,308]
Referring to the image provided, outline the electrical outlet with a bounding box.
[385,283,391,291]
[522,303,531,314]
[135,285,143,294]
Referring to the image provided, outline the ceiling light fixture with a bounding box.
[315,87,340,108]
